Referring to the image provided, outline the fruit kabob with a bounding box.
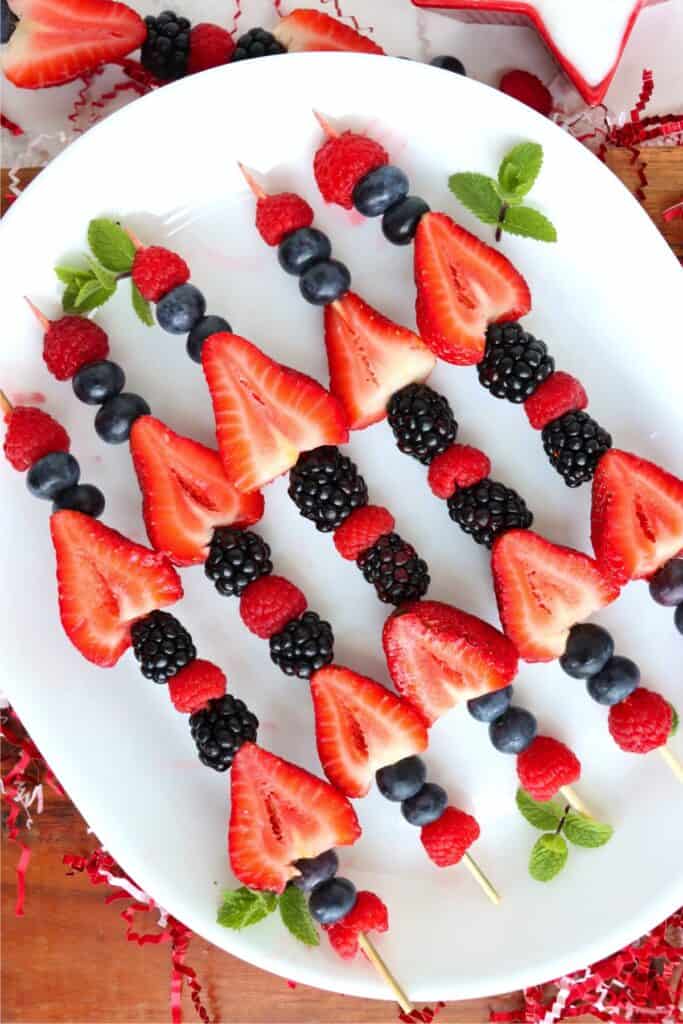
[0,389,415,998]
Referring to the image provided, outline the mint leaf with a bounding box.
[87,218,135,273]
[87,257,117,292]
[76,279,104,306]
[516,789,564,831]
[74,278,116,313]
[529,834,568,882]
[217,887,278,930]
[278,885,320,947]
[131,281,154,326]
[61,279,81,313]
[502,205,557,242]
[448,173,501,225]
[498,142,543,199]
[55,264,90,286]
[563,814,613,848]
[670,704,679,737]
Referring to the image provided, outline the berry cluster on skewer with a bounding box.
[0,390,415,995]
[234,163,682,784]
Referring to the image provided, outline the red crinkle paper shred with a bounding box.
[1,113,25,136]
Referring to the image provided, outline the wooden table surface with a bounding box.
[2,151,681,1024]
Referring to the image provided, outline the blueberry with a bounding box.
[489,707,537,753]
[586,656,640,705]
[401,782,447,826]
[308,876,356,924]
[52,483,105,518]
[186,315,231,364]
[675,604,683,635]
[27,452,80,500]
[430,55,466,76]
[278,228,332,276]
[1,0,18,44]
[649,560,683,607]
[382,196,430,245]
[95,393,150,444]
[352,166,410,218]
[467,686,513,723]
[560,623,614,679]
[72,360,125,405]
[299,259,351,306]
[292,850,338,892]
[156,283,206,334]
[375,755,426,801]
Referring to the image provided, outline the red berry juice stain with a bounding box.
[10,391,46,405]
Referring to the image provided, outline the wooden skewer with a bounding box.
[357,931,413,1014]
[312,109,339,139]
[0,390,13,417]
[462,852,500,905]
[559,785,595,820]
[24,297,50,331]
[237,162,267,200]
[659,745,683,783]
[124,226,143,251]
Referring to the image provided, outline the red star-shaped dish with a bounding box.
[412,0,665,105]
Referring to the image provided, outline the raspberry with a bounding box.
[333,505,395,560]
[43,317,109,381]
[3,406,70,471]
[187,23,235,75]
[168,659,227,714]
[314,132,388,209]
[608,687,672,753]
[524,372,588,431]
[499,70,553,116]
[255,193,314,246]
[517,736,580,801]
[239,575,307,639]
[324,891,388,960]
[420,806,480,867]
[132,246,190,302]
[427,444,491,499]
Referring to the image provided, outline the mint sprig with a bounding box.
[516,788,613,882]
[449,140,557,243]
[217,883,320,947]
[529,833,568,882]
[87,218,136,273]
[278,884,320,946]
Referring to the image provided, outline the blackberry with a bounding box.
[447,478,533,548]
[269,611,334,678]
[288,447,368,532]
[189,695,258,772]
[141,11,191,80]
[479,322,554,403]
[233,27,286,60]
[358,532,430,605]
[131,611,196,683]
[542,410,612,487]
[387,384,457,464]
[205,528,272,598]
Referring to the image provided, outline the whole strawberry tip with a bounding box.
[24,297,50,331]
[237,162,267,200]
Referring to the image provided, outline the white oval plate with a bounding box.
[1,53,682,1004]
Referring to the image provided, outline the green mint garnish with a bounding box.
[529,833,568,882]
[217,887,278,930]
[502,206,557,242]
[87,218,136,273]
[497,142,543,199]
[278,885,320,947]
[447,173,501,225]
[670,704,679,737]
[563,813,614,849]
[516,788,564,831]
[131,281,154,326]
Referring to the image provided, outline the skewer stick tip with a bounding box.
[659,744,683,784]
[124,226,143,251]
[24,297,50,332]
[237,162,267,200]
[462,852,500,906]
[357,931,412,1014]
[0,390,13,417]
[312,109,339,138]
[559,785,595,820]
[330,298,350,325]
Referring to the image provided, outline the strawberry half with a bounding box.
[310,665,428,797]
[2,0,146,89]
[382,601,518,726]
[201,333,348,493]
[492,530,620,663]
[324,291,436,430]
[50,510,182,667]
[414,213,531,365]
[273,9,384,55]
[591,449,683,585]
[228,742,361,893]
[130,416,264,566]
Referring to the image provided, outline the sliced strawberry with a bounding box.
[591,449,683,585]
[324,291,436,430]
[50,510,182,668]
[414,213,531,365]
[273,9,384,55]
[382,601,518,726]
[228,742,361,893]
[201,333,348,493]
[492,530,620,663]
[310,665,428,797]
[129,416,264,566]
[2,0,146,89]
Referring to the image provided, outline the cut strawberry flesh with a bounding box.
[50,510,183,667]
[591,449,683,585]
[310,665,428,797]
[228,742,361,893]
[414,213,531,365]
[324,292,436,430]
[130,416,264,566]
[273,9,384,55]
[201,333,348,493]
[382,601,518,726]
[492,529,620,663]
